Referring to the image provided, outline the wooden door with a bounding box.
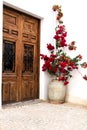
[2,6,40,104]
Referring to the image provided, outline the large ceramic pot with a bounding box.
[48,79,66,103]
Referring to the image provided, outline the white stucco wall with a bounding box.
[59,0,87,105]
[0,0,87,107]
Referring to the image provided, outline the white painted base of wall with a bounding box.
[66,95,87,106]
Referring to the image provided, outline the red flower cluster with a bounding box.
[47,43,54,51]
[54,25,67,47]
[40,51,83,85]
[81,62,87,68]
[40,5,87,85]
[68,41,77,50]
[52,5,63,23]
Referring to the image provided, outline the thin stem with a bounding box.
[77,70,83,76]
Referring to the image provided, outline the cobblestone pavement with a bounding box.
[0,100,87,130]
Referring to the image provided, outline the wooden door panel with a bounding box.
[22,80,29,100]
[21,13,40,102]
[2,82,10,104]
[10,82,17,103]
[21,43,36,100]
[3,10,19,26]
[22,34,37,44]
[29,81,35,99]
[3,7,19,39]
[2,77,17,103]
[21,77,35,100]
[22,15,38,43]
[22,80,32,100]
[22,15,38,34]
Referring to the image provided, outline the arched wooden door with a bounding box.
[2,6,40,104]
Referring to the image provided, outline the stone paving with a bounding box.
[0,100,87,130]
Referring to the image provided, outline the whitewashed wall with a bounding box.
[0,0,87,107]
[59,0,87,105]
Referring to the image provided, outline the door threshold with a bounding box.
[2,99,41,109]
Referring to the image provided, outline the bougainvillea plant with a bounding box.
[40,5,87,85]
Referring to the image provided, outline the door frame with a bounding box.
[2,5,40,104]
